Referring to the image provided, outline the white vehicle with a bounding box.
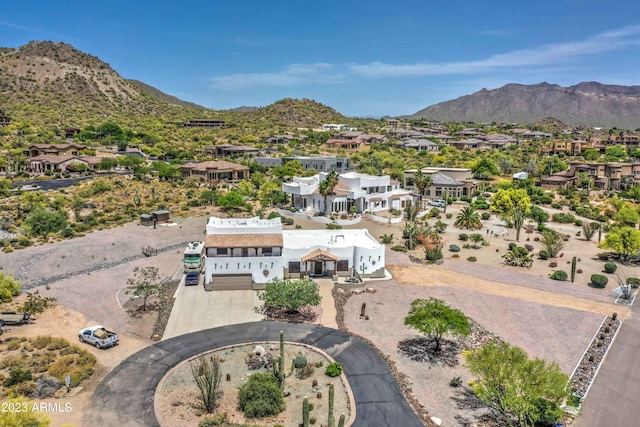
[183,241,205,273]
[427,199,446,208]
[78,326,119,349]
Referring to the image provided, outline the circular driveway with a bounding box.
[89,321,423,427]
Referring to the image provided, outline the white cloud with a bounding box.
[0,20,40,33]
[349,24,640,77]
[210,63,343,90]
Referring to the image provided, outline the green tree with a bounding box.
[217,190,247,214]
[257,278,321,314]
[403,298,471,353]
[0,178,14,196]
[472,158,500,179]
[627,185,640,203]
[0,271,21,303]
[24,208,68,237]
[539,156,567,176]
[605,144,628,162]
[599,226,640,261]
[97,157,118,171]
[582,148,600,161]
[455,206,483,230]
[614,205,639,228]
[491,189,531,240]
[126,266,161,311]
[539,229,566,258]
[199,190,219,205]
[465,342,568,427]
[469,233,485,248]
[529,205,549,226]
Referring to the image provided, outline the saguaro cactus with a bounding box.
[328,383,335,427]
[337,413,346,427]
[360,302,366,318]
[302,396,310,427]
[273,330,286,391]
[571,256,577,282]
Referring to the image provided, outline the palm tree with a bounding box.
[455,206,482,230]
[319,170,339,215]
[413,170,432,209]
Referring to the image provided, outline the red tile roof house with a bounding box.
[180,160,250,184]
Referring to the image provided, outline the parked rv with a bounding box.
[183,241,205,273]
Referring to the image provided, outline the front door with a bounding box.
[314,261,323,275]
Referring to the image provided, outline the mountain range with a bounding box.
[2,41,640,129]
[410,82,640,129]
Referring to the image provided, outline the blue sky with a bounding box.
[2,1,640,117]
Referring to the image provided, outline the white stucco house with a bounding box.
[282,171,413,214]
[203,216,385,290]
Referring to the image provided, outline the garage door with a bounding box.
[210,274,253,291]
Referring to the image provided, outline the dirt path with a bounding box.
[388,265,630,319]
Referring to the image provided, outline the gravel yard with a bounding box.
[344,280,604,427]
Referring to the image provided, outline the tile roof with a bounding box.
[181,160,249,172]
[205,233,283,248]
[301,248,339,262]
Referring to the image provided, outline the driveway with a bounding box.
[88,321,423,427]
[576,298,640,427]
[162,283,262,340]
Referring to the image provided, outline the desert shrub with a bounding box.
[538,250,550,260]
[514,246,529,256]
[267,212,281,219]
[458,233,469,241]
[296,364,315,379]
[4,368,32,387]
[508,242,517,251]
[380,234,394,244]
[551,203,562,209]
[281,217,294,226]
[30,336,53,349]
[428,208,440,218]
[391,245,408,253]
[450,376,463,387]
[481,212,491,220]
[314,361,324,368]
[462,243,471,249]
[449,244,460,252]
[326,221,342,229]
[325,362,343,377]
[467,256,477,262]
[46,337,70,351]
[0,271,21,302]
[7,340,22,351]
[604,262,617,274]
[627,277,640,289]
[237,372,284,418]
[0,354,27,370]
[574,219,583,226]
[590,274,609,288]
[550,270,568,281]
[293,354,308,368]
[552,213,576,223]
[451,254,460,258]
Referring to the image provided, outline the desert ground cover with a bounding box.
[0,201,633,426]
[156,343,351,427]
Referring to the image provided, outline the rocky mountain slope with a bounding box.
[0,41,209,127]
[245,98,348,128]
[410,82,640,129]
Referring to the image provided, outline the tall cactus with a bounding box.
[571,256,577,282]
[328,383,335,427]
[337,413,346,427]
[302,396,310,427]
[273,330,286,391]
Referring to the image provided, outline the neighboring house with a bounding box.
[404,167,479,199]
[263,134,308,144]
[180,160,250,183]
[395,138,440,152]
[521,131,552,139]
[27,155,101,173]
[389,129,427,139]
[322,124,351,131]
[255,156,352,172]
[540,161,640,190]
[24,143,87,157]
[325,138,366,150]
[282,171,412,214]
[448,138,486,150]
[203,216,385,289]
[183,119,227,128]
[0,115,11,127]
[64,128,81,139]
[541,140,594,155]
[204,144,260,157]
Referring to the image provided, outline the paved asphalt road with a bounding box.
[89,321,423,427]
[576,299,640,427]
[12,171,130,191]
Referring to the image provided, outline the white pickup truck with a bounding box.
[78,326,119,349]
